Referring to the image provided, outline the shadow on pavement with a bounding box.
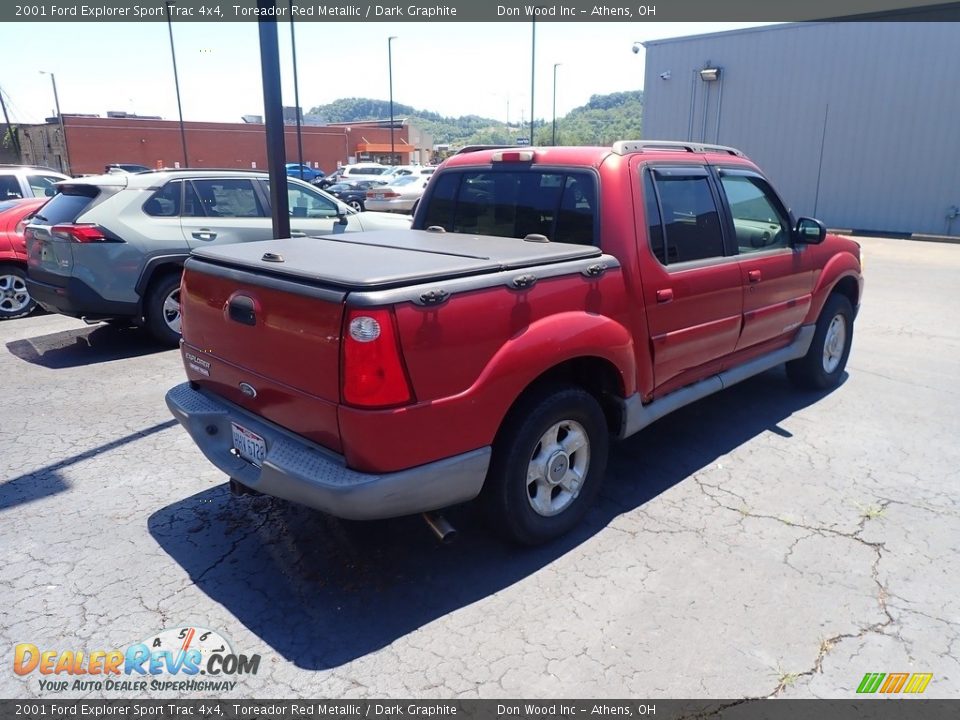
[149,367,841,671]
[5,323,170,369]
[0,420,178,512]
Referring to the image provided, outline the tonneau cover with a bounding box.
[189,230,601,290]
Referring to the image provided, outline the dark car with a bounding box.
[105,163,151,174]
[325,179,387,211]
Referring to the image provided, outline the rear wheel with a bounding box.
[145,272,183,346]
[484,385,609,545]
[0,264,36,320]
[787,293,854,390]
[348,200,363,211]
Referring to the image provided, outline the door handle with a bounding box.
[192,229,217,241]
[747,270,762,283]
[656,288,674,303]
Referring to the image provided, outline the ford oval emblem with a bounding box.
[239,382,258,399]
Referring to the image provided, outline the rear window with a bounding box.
[32,188,98,225]
[421,170,597,245]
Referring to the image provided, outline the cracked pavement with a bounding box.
[1,237,958,699]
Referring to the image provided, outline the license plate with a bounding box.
[373,193,386,199]
[231,423,266,466]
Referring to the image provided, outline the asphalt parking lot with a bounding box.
[2,236,958,700]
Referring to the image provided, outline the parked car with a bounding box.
[166,141,862,545]
[364,174,431,214]
[382,165,436,180]
[105,163,151,174]
[325,180,388,211]
[0,197,48,320]
[284,163,325,182]
[25,169,412,345]
[337,163,391,183]
[313,168,344,189]
[0,166,69,200]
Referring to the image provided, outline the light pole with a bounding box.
[552,63,561,146]
[388,36,397,165]
[290,0,305,179]
[166,1,189,168]
[38,71,69,174]
[529,18,536,145]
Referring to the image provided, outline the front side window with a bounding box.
[651,171,723,264]
[719,174,790,253]
[420,169,597,245]
[27,175,63,198]
[190,179,264,218]
[281,183,339,218]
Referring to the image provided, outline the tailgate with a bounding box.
[180,258,346,452]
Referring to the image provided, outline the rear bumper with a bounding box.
[25,276,138,320]
[165,382,490,520]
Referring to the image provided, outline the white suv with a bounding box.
[25,169,411,345]
[0,165,70,200]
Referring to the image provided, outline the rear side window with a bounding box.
[0,175,22,199]
[32,188,98,225]
[189,179,264,218]
[144,181,181,217]
[421,170,597,245]
[650,170,723,264]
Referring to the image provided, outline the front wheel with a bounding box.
[787,293,854,390]
[0,264,36,320]
[348,200,363,211]
[145,272,183,346]
[484,385,609,545]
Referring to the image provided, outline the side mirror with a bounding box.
[336,203,351,223]
[794,217,826,244]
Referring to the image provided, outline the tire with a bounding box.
[145,272,183,347]
[787,293,854,390]
[484,385,609,545]
[348,200,363,211]
[0,264,36,320]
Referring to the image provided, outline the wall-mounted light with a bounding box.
[699,67,721,82]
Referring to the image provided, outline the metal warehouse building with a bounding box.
[641,22,960,237]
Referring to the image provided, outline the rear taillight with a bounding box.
[50,224,119,243]
[341,307,414,408]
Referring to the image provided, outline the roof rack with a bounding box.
[455,144,522,155]
[611,140,744,157]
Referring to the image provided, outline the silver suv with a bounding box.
[25,169,412,345]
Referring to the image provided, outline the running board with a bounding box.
[618,325,815,439]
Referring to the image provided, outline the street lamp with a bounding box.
[290,0,305,179]
[529,19,536,146]
[165,1,189,168]
[388,36,397,165]
[38,71,70,174]
[552,63,561,146]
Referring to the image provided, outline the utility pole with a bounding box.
[529,18,536,145]
[0,87,21,162]
[290,0,305,179]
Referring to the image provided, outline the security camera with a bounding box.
[631,43,641,54]
[659,71,671,80]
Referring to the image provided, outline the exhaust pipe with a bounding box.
[422,512,457,543]
[229,478,261,497]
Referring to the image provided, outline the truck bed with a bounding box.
[188,229,602,290]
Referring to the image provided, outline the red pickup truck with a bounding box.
[166,141,862,544]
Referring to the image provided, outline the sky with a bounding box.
[1,21,773,126]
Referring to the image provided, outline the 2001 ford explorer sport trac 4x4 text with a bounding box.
[166,141,863,545]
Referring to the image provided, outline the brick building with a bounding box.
[17,116,433,176]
